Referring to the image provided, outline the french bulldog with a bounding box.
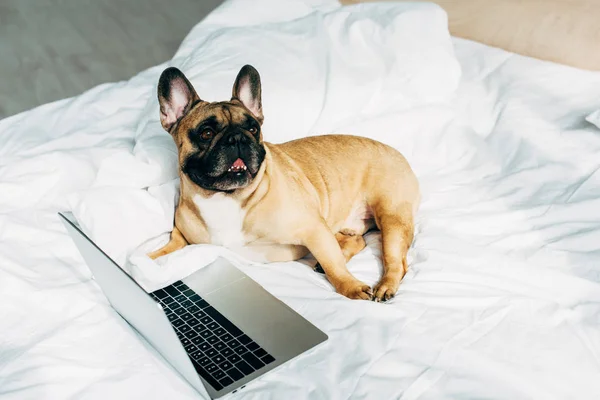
[149,65,420,302]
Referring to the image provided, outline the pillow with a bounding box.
[341,0,600,71]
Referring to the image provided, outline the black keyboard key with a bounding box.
[194,310,207,320]
[174,294,185,303]
[242,352,265,370]
[152,289,169,299]
[198,356,211,367]
[198,342,211,352]
[200,330,213,339]
[207,336,219,345]
[261,354,275,364]
[227,339,242,349]
[184,344,197,353]
[180,338,191,346]
[181,300,194,308]
[167,313,177,322]
[205,363,218,373]
[170,304,183,314]
[226,367,244,381]
[171,319,185,328]
[227,354,241,364]
[206,335,220,346]
[221,347,233,357]
[214,328,226,337]
[213,341,227,351]
[207,322,219,331]
[192,363,222,391]
[235,346,248,355]
[253,348,267,358]
[197,299,210,309]
[174,292,187,301]
[235,360,254,375]
[164,286,180,297]
[200,316,212,325]
[221,333,233,342]
[178,325,191,334]
[173,281,186,289]
[190,294,203,303]
[219,376,234,387]
[188,305,200,313]
[213,355,225,365]
[181,313,193,321]
[187,318,200,328]
[205,348,218,358]
[204,306,243,337]
[183,289,195,297]
[176,331,184,340]
[219,361,232,371]
[213,370,226,380]
[190,350,203,360]
[183,329,199,339]
[162,296,175,305]
[192,336,205,346]
[238,335,252,345]
[246,342,259,351]
[196,324,208,333]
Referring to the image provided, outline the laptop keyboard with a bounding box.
[150,281,275,391]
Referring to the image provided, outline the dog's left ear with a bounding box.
[158,67,200,132]
[232,65,263,123]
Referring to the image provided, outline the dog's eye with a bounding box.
[200,130,214,140]
[248,127,257,134]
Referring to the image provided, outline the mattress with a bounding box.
[1,0,600,399]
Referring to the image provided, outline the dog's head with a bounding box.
[157,65,266,192]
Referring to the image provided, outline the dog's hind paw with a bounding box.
[373,277,400,302]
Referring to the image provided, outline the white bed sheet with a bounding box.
[2,1,600,400]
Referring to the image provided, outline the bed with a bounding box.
[2,0,600,398]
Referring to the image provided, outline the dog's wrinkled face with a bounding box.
[157,65,266,192]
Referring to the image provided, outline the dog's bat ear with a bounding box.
[157,67,200,132]
[232,65,263,123]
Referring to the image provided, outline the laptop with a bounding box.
[58,212,328,399]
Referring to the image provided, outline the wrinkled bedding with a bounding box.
[2,0,600,399]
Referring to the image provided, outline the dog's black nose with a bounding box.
[227,132,245,145]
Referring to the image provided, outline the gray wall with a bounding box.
[0,0,223,119]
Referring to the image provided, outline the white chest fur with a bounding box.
[193,193,246,247]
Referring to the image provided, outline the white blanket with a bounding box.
[2,0,600,399]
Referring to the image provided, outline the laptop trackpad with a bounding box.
[183,257,246,296]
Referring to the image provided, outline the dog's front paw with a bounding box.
[336,279,373,300]
[147,250,164,260]
[373,276,401,302]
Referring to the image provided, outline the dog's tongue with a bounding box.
[232,158,246,168]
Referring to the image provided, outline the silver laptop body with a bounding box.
[58,212,328,399]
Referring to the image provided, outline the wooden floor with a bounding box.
[0,0,223,119]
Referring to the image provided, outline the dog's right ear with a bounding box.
[157,67,200,132]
